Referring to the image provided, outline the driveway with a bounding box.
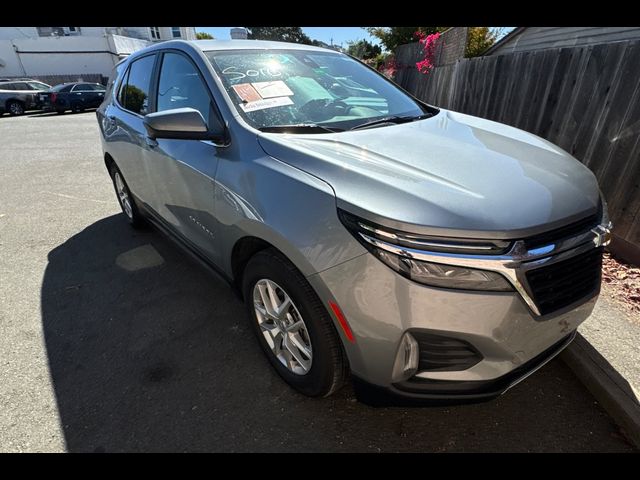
[0,112,635,452]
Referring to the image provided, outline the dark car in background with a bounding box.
[40,82,106,114]
[0,79,51,115]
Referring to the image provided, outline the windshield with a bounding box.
[205,49,434,131]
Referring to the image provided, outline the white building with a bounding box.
[0,27,196,42]
[0,27,196,79]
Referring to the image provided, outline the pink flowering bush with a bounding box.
[414,31,440,74]
[379,57,398,79]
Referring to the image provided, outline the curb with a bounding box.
[561,332,640,449]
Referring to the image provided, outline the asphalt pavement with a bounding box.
[0,111,636,452]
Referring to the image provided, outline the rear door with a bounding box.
[70,83,93,109]
[143,49,222,263]
[92,83,107,107]
[12,82,37,108]
[81,83,106,108]
[105,53,159,206]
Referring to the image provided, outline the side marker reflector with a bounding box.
[329,301,355,343]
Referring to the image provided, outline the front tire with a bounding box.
[242,249,348,397]
[108,164,145,229]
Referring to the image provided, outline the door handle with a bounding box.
[145,137,158,148]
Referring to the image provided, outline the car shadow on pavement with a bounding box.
[40,214,636,452]
[28,110,97,118]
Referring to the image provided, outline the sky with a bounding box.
[195,27,378,48]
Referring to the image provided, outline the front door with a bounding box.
[143,50,222,264]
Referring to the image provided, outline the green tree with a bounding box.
[196,32,214,40]
[365,27,448,52]
[246,27,313,45]
[346,39,382,60]
[122,85,147,115]
[465,27,505,57]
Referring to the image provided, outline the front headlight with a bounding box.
[339,209,513,292]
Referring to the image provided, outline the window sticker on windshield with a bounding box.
[239,96,294,113]
[251,81,294,99]
[232,83,262,103]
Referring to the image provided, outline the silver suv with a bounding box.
[0,79,51,115]
[97,40,612,403]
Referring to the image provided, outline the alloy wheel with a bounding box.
[114,171,133,219]
[253,279,313,375]
[9,102,24,115]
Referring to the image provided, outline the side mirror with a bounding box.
[143,107,227,144]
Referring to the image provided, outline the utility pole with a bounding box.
[12,41,27,76]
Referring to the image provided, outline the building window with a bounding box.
[150,27,160,40]
[37,27,65,37]
[171,27,181,38]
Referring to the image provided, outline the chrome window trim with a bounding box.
[359,221,612,316]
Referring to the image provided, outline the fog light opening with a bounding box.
[392,332,419,382]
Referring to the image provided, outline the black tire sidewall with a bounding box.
[109,165,143,228]
[242,251,343,397]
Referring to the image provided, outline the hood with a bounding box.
[257,109,601,239]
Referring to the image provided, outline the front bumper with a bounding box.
[353,331,576,405]
[308,251,597,399]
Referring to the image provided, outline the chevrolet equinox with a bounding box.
[97,40,612,402]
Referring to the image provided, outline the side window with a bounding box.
[0,83,15,90]
[60,84,74,93]
[14,82,29,91]
[28,82,49,91]
[71,84,85,92]
[156,52,211,124]
[121,54,156,115]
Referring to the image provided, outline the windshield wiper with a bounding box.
[349,113,432,131]
[258,124,344,134]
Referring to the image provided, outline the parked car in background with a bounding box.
[0,79,51,115]
[40,82,106,114]
[98,40,612,403]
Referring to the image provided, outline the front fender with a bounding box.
[214,154,366,279]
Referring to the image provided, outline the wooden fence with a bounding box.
[394,40,640,261]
